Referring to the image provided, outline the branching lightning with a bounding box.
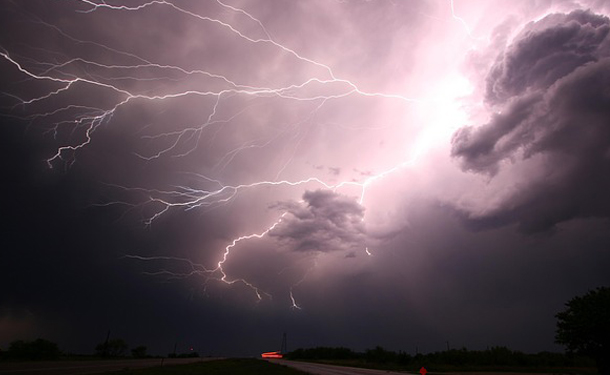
[1,0,474,308]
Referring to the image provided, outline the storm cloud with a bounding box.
[452,9,610,232]
[1,0,609,358]
[269,190,366,253]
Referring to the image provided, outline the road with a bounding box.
[0,358,209,375]
[273,360,409,375]
[274,361,566,375]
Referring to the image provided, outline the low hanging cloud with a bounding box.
[451,9,610,232]
[269,189,366,253]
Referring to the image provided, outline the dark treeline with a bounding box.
[286,346,596,369]
[0,338,178,361]
[0,339,62,361]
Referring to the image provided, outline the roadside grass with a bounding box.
[107,358,308,375]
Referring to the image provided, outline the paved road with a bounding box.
[274,361,566,375]
[0,358,210,375]
[273,360,409,375]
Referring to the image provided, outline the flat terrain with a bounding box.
[100,358,309,374]
[1,358,594,375]
[0,358,206,375]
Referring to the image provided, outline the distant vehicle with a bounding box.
[262,332,287,359]
[261,351,283,359]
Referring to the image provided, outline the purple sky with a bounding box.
[1,0,610,357]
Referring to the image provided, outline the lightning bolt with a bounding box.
[1,0,474,308]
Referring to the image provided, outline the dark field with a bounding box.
[104,358,308,375]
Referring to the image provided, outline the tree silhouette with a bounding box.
[131,345,147,358]
[6,339,61,360]
[95,338,128,357]
[556,287,610,375]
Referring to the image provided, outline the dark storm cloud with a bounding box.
[269,190,366,253]
[452,10,610,232]
[485,10,610,104]
[451,93,543,174]
[2,0,609,359]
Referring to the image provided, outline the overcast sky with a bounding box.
[1,0,610,357]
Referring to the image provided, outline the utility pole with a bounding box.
[103,330,111,357]
[280,332,287,354]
